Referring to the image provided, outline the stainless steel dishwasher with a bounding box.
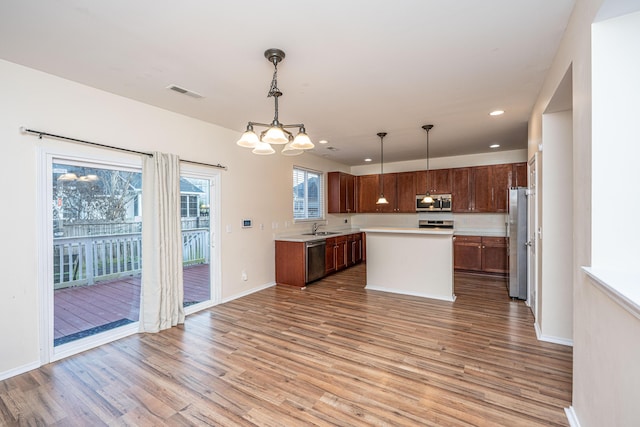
[305,239,326,283]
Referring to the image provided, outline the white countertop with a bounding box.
[275,228,361,243]
[361,226,454,235]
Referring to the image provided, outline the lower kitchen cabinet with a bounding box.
[481,237,508,274]
[326,233,363,275]
[275,241,306,288]
[454,235,508,275]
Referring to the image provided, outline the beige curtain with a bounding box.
[140,152,185,332]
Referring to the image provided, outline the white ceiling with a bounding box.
[0,0,575,166]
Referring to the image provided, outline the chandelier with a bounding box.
[236,48,314,156]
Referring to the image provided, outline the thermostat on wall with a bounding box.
[242,219,252,228]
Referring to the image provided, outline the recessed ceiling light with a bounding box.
[489,110,505,116]
[490,144,500,149]
[364,158,372,162]
[318,139,329,144]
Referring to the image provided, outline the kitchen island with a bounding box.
[361,227,455,301]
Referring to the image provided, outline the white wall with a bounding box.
[592,10,640,268]
[528,0,640,425]
[0,59,348,377]
[540,110,573,343]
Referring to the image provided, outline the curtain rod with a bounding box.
[20,127,228,171]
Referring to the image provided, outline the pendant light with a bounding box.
[376,132,389,205]
[421,124,434,204]
[236,49,314,155]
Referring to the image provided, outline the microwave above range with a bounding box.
[416,194,452,212]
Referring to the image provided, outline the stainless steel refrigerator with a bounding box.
[508,187,528,299]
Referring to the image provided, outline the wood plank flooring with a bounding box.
[0,263,572,426]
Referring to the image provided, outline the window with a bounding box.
[180,194,198,217]
[293,167,324,220]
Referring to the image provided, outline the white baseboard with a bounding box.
[565,406,582,427]
[534,322,574,346]
[0,360,41,381]
[221,281,276,304]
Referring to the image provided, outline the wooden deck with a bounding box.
[1,263,573,426]
[54,264,210,342]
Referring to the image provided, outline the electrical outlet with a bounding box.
[241,270,247,281]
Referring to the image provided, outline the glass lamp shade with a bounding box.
[237,130,259,148]
[282,141,303,156]
[421,193,434,204]
[252,141,276,155]
[376,195,389,205]
[290,131,314,150]
[262,126,289,145]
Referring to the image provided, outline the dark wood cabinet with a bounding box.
[472,166,493,212]
[452,164,516,213]
[325,237,336,274]
[335,235,347,270]
[513,162,528,187]
[347,233,363,266]
[377,174,399,213]
[357,172,415,213]
[482,237,508,274]
[491,164,513,213]
[454,235,508,275]
[275,241,306,288]
[339,161,524,215]
[328,172,356,214]
[416,169,452,194]
[453,235,482,270]
[452,168,472,212]
[357,174,380,213]
[396,172,417,213]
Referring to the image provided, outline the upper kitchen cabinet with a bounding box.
[395,172,417,213]
[356,172,416,213]
[452,163,517,213]
[357,174,380,213]
[415,169,452,194]
[327,172,356,214]
[491,164,513,213]
[513,162,528,187]
[452,168,472,212]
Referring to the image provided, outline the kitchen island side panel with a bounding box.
[363,231,455,301]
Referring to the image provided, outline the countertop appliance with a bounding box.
[416,194,452,212]
[305,239,326,283]
[418,219,454,229]
[508,187,528,299]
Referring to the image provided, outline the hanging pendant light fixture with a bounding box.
[421,124,435,204]
[376,132,389,205]
[236,49,314,155]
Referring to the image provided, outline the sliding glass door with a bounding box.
[51,158,142,351]
[180,166,219,312]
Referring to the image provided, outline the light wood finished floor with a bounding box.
[0,263,572,426]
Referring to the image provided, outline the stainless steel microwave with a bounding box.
[416,194,452,212]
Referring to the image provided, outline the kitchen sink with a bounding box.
[302,231,339,236]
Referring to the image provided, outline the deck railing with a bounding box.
[53,228,210,289]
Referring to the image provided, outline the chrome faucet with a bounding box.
[312,222,323,234]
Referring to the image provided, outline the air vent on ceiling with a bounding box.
[166,84,204,99]
[326,146,339,151]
